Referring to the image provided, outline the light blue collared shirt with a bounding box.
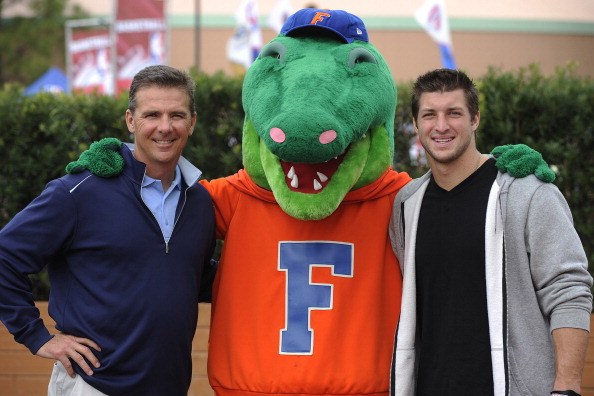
[141,166,182,243]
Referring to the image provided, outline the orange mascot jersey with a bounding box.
[200,169,410,396]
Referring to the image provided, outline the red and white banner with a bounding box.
[114,0,167,94]
[68,28,113,94]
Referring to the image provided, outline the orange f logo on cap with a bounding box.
[310,11,331,25]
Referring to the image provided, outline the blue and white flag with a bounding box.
[268,0,293,34]
[227,0,262,70]
[414,0,457,69]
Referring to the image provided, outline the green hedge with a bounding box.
[1,65,592,299]
[477,64,594,275]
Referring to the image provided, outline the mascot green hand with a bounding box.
[65,8,553,396]
[65,137,123,177]
[491,143,555,182]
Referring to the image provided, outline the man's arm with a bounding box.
[0,180,101,377]
[525,183,592,394]
[198,258,218,302]
[552,327,589,394]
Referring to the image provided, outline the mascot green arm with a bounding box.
[66,140,555,184]
[66,28,553,218]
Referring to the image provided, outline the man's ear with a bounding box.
[125,109,135,133]
[190,112,197,135]
[472,111,480,131]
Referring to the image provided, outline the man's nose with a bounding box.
[435,113,449,132]
[158,116,172,131]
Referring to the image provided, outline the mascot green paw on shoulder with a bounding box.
[67,8,553,396]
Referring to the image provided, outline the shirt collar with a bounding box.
[142,165,182,192]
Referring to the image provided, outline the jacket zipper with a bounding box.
[166,186,189,254]
[140,176,190,254]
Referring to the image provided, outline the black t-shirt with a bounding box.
[415,158,498,395]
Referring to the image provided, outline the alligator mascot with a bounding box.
[67,8,553,396]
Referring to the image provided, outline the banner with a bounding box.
[114,0,167,94]
[268,0,293,34]
[68,28,113,94]
[226,0,262,71]
[414,0,457,69]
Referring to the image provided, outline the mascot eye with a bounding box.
[259,42,287,64]
[348,48,377,68]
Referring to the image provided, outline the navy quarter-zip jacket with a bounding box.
[0,145,215,396]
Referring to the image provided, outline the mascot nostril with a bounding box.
[319,130,337,144]
[270,127,286,143]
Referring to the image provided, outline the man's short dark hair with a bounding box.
[128,65,196,115]
[411,68,479,121]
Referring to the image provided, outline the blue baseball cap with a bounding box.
[280,8,368,43]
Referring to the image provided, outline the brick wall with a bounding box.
[2,303,594,395]
[0,302,214,396]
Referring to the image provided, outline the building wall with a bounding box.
[178,26,594,82]
[1,302,594,395]
[170,0,594,81]
[152,0,594,81]
[66,0,594,22]
[5,0,588,81]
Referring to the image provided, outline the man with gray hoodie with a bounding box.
[389,68,592,396]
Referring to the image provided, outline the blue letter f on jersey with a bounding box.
[278,241,354,354]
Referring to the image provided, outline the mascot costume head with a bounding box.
[67,8,553,396]
[241,8,398,220]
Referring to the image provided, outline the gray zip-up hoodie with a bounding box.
[388,168,592,395]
